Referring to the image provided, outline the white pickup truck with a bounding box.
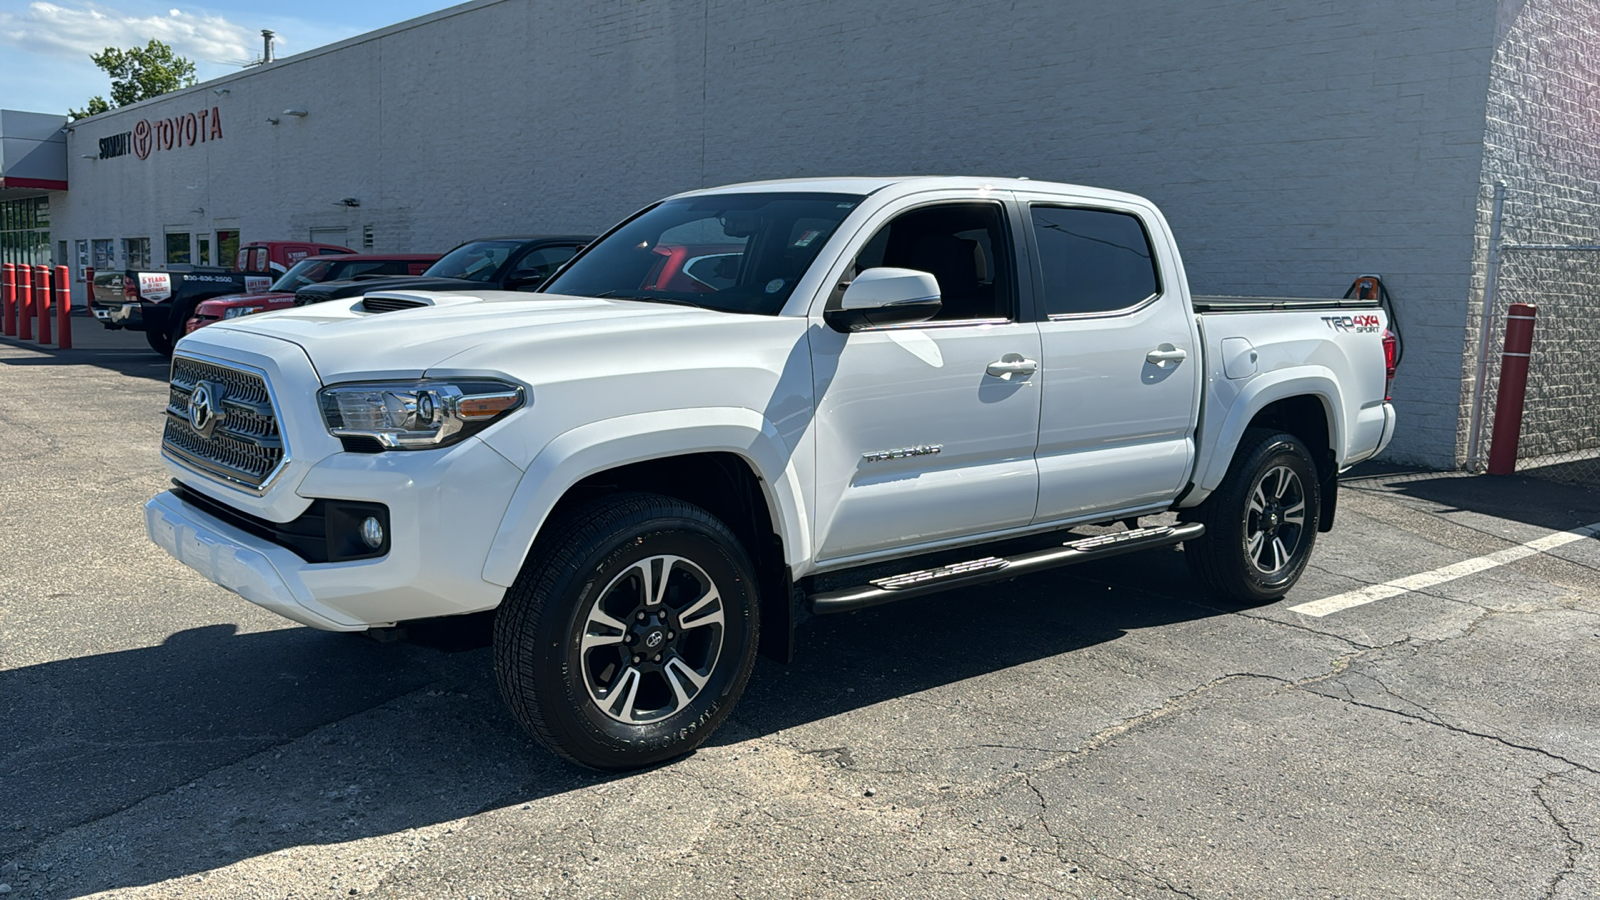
[147,177,1397,769]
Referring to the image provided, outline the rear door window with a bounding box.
[1030,206,1160,316]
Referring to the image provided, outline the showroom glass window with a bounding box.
[165,233,192,266]
[124,237,152,269]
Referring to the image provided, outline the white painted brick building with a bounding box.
[35,0,1600,469]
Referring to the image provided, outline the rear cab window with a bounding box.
[1029,206,1161,317]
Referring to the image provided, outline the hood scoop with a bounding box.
[356,291,484,314]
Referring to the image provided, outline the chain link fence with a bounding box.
[1471,240,1600,484]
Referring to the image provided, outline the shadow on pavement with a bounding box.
[1343,462,1600,533]
[0,323,169,382]
[2,546,1237,895]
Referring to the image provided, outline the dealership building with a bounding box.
[3,0,1599,472]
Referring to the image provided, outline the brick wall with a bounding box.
[54,0,1511,467]
[1467,0,1600,474]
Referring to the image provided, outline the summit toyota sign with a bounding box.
[98,106,225,160]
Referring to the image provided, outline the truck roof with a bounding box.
[665,176,1152,207]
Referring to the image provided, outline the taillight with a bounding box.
[123,279,138,299]
[1381,329,1398,402]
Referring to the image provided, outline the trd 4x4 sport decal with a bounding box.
[1322,314,1381,333]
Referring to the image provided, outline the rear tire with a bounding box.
[1183,429,1320,603]
[144,325,174,356]
[493,492,760,770]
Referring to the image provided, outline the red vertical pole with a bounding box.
[36,265,52,344]
[1487,303,1538,475]
[17,265,33,341]
[55,265,71,350]
[1,263,14,336]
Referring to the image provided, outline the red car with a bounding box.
[185,253,438,333]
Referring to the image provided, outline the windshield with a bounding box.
[270,258,338,292]
[424,240,524,282]
[541,192,863,314]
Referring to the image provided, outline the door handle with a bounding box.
[1145,345,1188,367]
[986,354,1038,379]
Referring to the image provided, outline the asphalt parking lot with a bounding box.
[3,324,1599,899]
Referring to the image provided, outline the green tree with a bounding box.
[70,39,198,119]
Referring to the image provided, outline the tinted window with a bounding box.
[542,193,861,315]
[270,258,333,291]
[426,240,524,282]
[852,203,1012,322]
[1031,206,1159,316]
[510,245,579,283]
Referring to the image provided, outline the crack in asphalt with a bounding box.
[1534,770,1587,900]
[1295,685,1600,776]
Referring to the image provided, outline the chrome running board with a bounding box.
[807,523,1205,615]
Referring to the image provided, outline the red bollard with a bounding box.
[1487,303,1538,475]
[18,265,33,341]
[36,265,52,345]
[55,265,71,350]
[2,263,14,336]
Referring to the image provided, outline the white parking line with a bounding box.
[1289,521,1600,617]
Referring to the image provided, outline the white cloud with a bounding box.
[0,2,280,67]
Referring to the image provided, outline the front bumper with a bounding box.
[148,435,523,630]
[147,491,365,630]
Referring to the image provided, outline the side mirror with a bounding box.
[823,267,942,333]
[506,273,546,290]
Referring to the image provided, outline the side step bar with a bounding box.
[808,522,1205,615]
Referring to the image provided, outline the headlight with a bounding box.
[222,306,265,319]
[318,379,525,450]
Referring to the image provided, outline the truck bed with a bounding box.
[1191,295,1382,312]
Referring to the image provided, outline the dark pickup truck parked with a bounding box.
[184,253,440,334]
[101,241,356,355]
[293,236,590,306]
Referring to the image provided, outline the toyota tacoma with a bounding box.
[146,177,1398,770]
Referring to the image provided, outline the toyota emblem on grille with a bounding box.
[187,381,225,439]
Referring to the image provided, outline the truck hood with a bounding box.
[183,290,745,382]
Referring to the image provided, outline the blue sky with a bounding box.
[0,0,463,116]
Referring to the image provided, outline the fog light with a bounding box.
[360,516,385,549]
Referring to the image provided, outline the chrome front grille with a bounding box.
[163,356,287,490]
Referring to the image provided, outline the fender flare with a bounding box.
[480,407,811,587]
[1187,366,1346,503]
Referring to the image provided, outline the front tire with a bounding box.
[493,492,760,770]
[1184,429,1320,603]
